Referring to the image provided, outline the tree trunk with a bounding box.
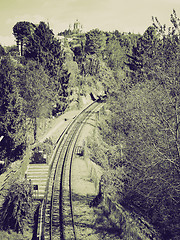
[33,117,37,143]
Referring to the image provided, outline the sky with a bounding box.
[0,0,180,46]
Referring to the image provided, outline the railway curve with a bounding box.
[37,101,103,240]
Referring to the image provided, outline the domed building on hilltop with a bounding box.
[73,19,82,33]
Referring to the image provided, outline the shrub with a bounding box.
[30,138,53,164]
[0,230,29,240]
[0,178,33,234]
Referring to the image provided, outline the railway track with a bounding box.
[37,101,103,240]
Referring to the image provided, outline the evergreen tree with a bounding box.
[126,26,160,85]
[13,21,36,56]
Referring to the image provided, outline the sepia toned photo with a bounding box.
[0,0,180,239]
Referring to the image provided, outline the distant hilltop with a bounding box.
[58,19,83,37]
[69,19,83,33]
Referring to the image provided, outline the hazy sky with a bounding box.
[0,0,180,46]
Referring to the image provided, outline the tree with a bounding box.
[125,26,160,85]
[5,45,19,58]
[13,21,36,56]
[24,21,64,76]
[24,22,55,63]
[0,44,5,58]
[71,34,86,65]
[24,21,70,116]
[0,56,26,165]
[95,77,180,238]
[90,10,180,239]
[103,35,127,71]
[52,64,70,116]
[0,179,33,234]
[19,61,53,142]
[85,29,106,55]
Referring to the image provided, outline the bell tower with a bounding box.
[73,19,82,33]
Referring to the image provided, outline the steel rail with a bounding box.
[49,119,81,239]
[38,101,98,240]
[52,102,101,239]
[68,103,103,239]
[57,103,102,240]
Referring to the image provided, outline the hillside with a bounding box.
[0,12,180,239]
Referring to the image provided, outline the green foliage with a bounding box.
[16,60,54,141]
[13,21,36,43]
[20,61,53,117]
[81,54,100,76]
[95,86,180,238]
[63,58,79,88]
[71,35,86,64]
[24,22,53,60]
[0,231,29,240]
[13,21,36,56]
[52,66,70,115]
[0,56,27,165]
[104,37,126,71]
[0,179,33,234]
[110,82,180,239]
[89,10,180,240]
[125,25,160,86]
[24,21,63,76]
[104,31,140,72]
[30,138,53,164]
[0,44,5,57]
[5,45,19,57]
[23,21,70,116]
[2,21,71,151]
[85,29,106,55]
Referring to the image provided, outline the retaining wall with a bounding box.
[83,141,103,195]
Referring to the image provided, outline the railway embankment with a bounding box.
[0,98,160,239]
[69,105,123,239]
[74,105,160,239]
[0,97,93,195]
[76,141,160,239]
